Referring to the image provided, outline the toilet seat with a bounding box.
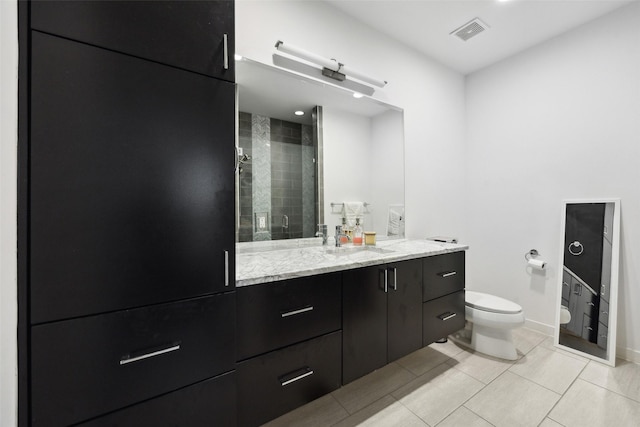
[466,290,522,315]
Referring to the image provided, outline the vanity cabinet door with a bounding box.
[30,32,235,323]
[236,273,342,360]
[423,252,465,301]
[31,0,234,82]
[30,294,235,426]
[387,259,423,362]
[237,331,342,427]
[77,371,236,427]
[342,266,388,384]
[423,290,466,345]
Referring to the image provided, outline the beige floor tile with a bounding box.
[447,349,514,384]
[465,371,561,427]
[509,345,587,394]
[262,394,349,427]
[332,362,416,414]
[538,418,564,427]
[579,359,640,402]
[391,362,484,426]
[511,327,548,356]
[396,345,451,376]
[538,336,591,362]
[427,339,466,358]
[549,379,640,427]
[332,395,427,427]
[436,406,493,427]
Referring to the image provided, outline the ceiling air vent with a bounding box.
[451,18,489,41]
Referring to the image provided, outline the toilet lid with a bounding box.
[466,291,522,314]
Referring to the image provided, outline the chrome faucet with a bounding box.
[316,224,328,245]
[335,225,351,247]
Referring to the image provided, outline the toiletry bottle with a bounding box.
[340,217,350,244]
[353,218,363,245]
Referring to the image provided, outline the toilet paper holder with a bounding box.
[524,249,539,261]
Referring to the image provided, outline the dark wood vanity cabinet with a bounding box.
[342,258,423,383]
[422,252,466,345]
[236,276,343,426]
[31,0,234,82]
[21,1,236,425]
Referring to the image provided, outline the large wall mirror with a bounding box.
[235,57,404,243]
[555,199,620,366]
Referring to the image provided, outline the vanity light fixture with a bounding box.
[274,40,387,89]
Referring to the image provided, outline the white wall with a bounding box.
[322,108,373,232]
[465,2,640,358]
[236,0,467,240]
[1,0,18,425]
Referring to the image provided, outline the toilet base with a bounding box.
[471,323,518,360]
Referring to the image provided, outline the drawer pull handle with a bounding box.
[224,250,230,287]
[438,312,457,321]
[563,281,569,287]
[223,33,229,70]
[281,306,314,318]
[602,311,608,315]
[587,302,595,306]
[120,344,180,366]
[585,326,593,331]
[280,368,314,386]
[439,271,457,278]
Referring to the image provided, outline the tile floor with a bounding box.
[263,328,640,427]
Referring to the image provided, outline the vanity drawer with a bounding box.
[77,371,236,427]
[237,331,342,427]
[31,294,235,426]
[423,290,466,345]
[423,252,465,301]
[236,273,341,360]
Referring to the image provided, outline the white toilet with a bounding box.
[454,291,525,360]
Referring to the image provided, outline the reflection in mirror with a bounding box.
[555,199,620,366]
[235,58,404,243]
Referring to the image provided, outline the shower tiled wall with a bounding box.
[238,112,317,242]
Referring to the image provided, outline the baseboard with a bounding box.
[617,346,640,364]
[524,318,554,337]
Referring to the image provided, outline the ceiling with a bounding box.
[325,0,635,75]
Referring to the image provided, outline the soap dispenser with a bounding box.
[353,218,363,245]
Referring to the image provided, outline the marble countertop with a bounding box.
[236,238,468,287]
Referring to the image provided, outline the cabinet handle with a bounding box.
[438,312,457,321]
[384,269,388,293]
[439,271,457,278]
[281,306,314,318]
[602,311,608,315]
[392,268,398,291]
[224,250,230,286]
[279,367,314,386]
[223,33,229,70]
[563,281,569,287]
[585,326,593,331]
[587,302,595,306]
[120,343,180,366]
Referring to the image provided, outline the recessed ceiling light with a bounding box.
[294,110,305,116]
[353,92,364,99]
[234,54,243,61]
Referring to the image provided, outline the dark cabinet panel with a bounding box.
[31,0,234,81]
[423,290,466,345]
[30,32,235,323]
[387,259,423,362]
[342,266,388,384]
[77,372,237,427]
[237,273,341,360]
[31,294,235,426]
[237,331,342,427]
[423,252,465,301]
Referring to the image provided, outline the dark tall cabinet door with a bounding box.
[31,0,234,82]
[387,259,423,362]
[342,266,388,384]
[30,32,235,323]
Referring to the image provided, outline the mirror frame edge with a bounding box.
[554,198,621,367]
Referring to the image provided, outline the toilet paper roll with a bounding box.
[528,258,546,270]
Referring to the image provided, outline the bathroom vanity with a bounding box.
[235,239,467,426]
